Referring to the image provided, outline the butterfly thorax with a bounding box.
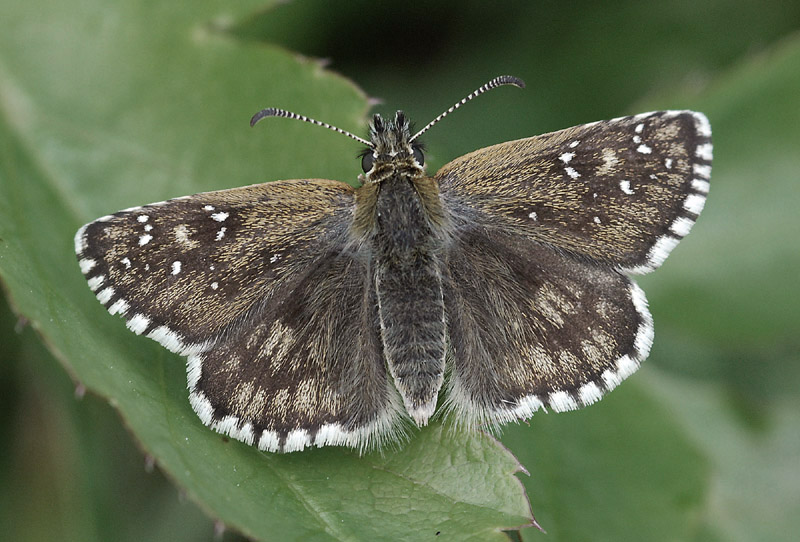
[353,112,446,237]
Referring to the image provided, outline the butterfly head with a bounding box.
[360,111,425,181]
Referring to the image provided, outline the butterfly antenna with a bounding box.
[250,107,372,147]
[410,75,525,142]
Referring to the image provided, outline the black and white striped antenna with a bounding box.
[410,75,525,142]
[250,75,525,146]
[250,107,372,147]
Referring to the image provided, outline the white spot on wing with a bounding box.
[619,180,634,194]
[691,179,710,193]
[693,164,711,179]
[97,286,114,305]
[189,390,214,424]
[216,420,254,446]
[126,313,150,334]
[569,140,580,148]
[548,391,578,412]
[187,372,402,453]
[270,254,281,263]
[138,234,153,246]
[670,217,694,237]
[559,152,575,164]
[171,261,181,275]
[79,258,96,274]
[314,424,345,447]
[186,354,202,389]
[624,234,683,275]
[696,143,713,161]
[513,395,545,417]
[602,367,623,390]
[203,205,215,211]
[616,354,641,380]
[692,111,712,138]
[147,325,188,353]
[565,167,580,179]
[237,424,256,446]
[109,299,129,316]
[593,216,601,224]
[636,144,652,154]
[258,429,281,452]
[651,235,680,268]
[74,224,89,254]
[665,158,673,169]
[211,212,229,222]
[684,194,706,215]
[578,382,603,406]
[528,211,538,221]
[137,215,149,223]
[629,281,654,359]
[284,429,311,452]
[211,282,218,290]
[635,123,644,133]
[121,257,132,269]
[215,227,226,241]
[87,275,105,291]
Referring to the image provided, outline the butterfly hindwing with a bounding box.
[436,111,711,273]
[442,228,652,427]
[188,247,406,452]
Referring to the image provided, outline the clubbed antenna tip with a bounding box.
[249,107,371,146]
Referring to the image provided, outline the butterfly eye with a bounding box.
[361,152,375,173]
[412,146,425,166]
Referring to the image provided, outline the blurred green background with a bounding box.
[2,1,799,541]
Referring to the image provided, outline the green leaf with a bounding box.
[0,0,532,540]
[0,296,218,542]
[4,0,800,540]
[502,383,708,541]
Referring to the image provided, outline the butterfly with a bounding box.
[75,76,711,453]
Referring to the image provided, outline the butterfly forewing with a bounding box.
[76,180,355,352]
[436,111,711,272]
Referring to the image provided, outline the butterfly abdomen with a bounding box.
[372,174,446,426]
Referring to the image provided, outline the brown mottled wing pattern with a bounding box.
[188,246,405,452]
[76,180,404,452]
[441,228,652,426]
[437,111,711,273]
[436,111,710,425]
